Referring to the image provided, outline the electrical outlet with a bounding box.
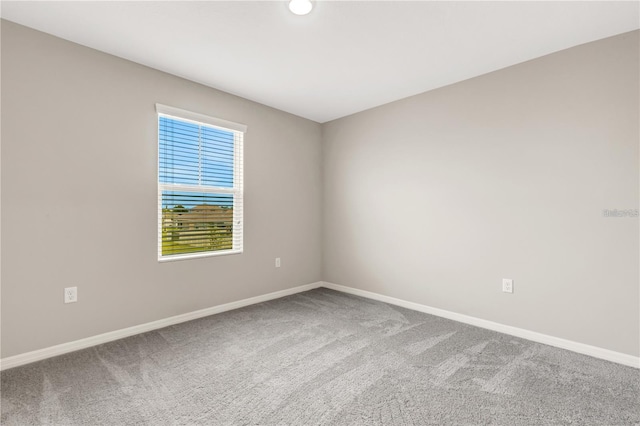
[64,287,78,303]
[275,257,281,268]
[502,279,513,294]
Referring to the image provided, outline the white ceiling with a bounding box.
[2,1,638,123]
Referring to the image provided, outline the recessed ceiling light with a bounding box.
[289,0,313,16]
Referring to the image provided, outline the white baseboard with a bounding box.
[321,281,640,369]
[3,280,637,371]
[0,281,323,371]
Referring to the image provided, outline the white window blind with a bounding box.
[156,104,246,261]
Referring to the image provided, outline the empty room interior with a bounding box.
[1,1,639,425]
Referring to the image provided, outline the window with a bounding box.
[156,104,246,261]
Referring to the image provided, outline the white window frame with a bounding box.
[156,104,246,262]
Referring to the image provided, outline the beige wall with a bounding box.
[1,21,323,358]
[2,21,638,360]
[323,31,639,356]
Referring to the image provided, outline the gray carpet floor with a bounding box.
[2,288,639,425]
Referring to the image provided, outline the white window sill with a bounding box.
[158,249,243,263]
